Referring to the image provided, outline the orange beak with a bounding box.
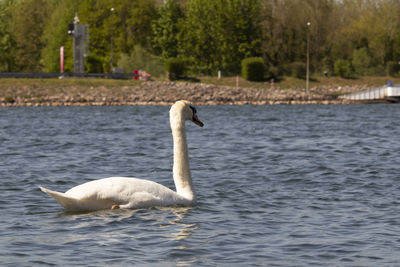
[192,114,204,127]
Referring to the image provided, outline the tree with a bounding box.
[41,0,79,72]
[180,0,218,74]
[330,0,400,75]
[9,0,54,71]
[151,0,184,59]
[260,0,338,74]
[352,48,372,76]
[181,0,262,75]
[215,0,262,74]
[0,0,16,71]
[78,0,157,71]
[125,0,157,51]
[334,59,352,78]
[3,0,400,76]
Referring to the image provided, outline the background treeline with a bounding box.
[1,0,400,78]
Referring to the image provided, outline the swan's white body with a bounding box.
[40,100,203,211]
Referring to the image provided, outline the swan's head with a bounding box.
[170,100,204,127]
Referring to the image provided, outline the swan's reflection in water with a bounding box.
[59,207,199,240]
[159,207,199,241]
[158,207,199,266]
[57,207,199,266]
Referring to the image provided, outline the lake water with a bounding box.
[1,104,400,266]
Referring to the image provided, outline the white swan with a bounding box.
[40,100,204,211]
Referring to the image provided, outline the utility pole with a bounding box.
[306,22,311,94]
[110,8,115,73]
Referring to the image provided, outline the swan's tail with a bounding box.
[39,186,83,211]
[39,186,119,211]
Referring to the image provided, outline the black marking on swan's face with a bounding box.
[189,106,197,115]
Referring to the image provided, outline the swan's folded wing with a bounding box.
[118,191,163,209]
[39,186,118,211]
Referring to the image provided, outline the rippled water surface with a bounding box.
[1,104,400,266]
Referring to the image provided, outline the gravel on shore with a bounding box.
[0,81,381,106]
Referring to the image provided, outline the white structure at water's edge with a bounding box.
[340,83,400,101]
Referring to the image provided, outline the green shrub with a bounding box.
[85,55,105,73]
[334,59,352,78]
[290,62,306,78]
[387,61,400,77]
[241,57,264,81]
[165,58,186,80]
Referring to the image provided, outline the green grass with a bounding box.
[0,78,143,88]
[1,76,399,93]
[199,76,400,89]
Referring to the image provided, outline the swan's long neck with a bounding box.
[171,120,196,202]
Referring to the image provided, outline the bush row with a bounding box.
[158,57,400,81]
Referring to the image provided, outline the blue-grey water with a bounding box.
[1,104,400,266]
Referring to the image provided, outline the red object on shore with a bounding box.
[133,70,139,80]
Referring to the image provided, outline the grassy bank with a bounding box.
[0,77,143,89]
[1,76,399,91]
[200,76,400,89]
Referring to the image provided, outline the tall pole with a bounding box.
[110,8,115,73]
[306,22,311,94]
[73,13,79,73]
[60,46,64,73]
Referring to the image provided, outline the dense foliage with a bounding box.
[165,57,186,80]
[1,0,400,77]
[242,57,264,81]
[334,59,352,78]
[386,61,400,77]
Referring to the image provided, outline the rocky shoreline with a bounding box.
[0,81,382,107]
